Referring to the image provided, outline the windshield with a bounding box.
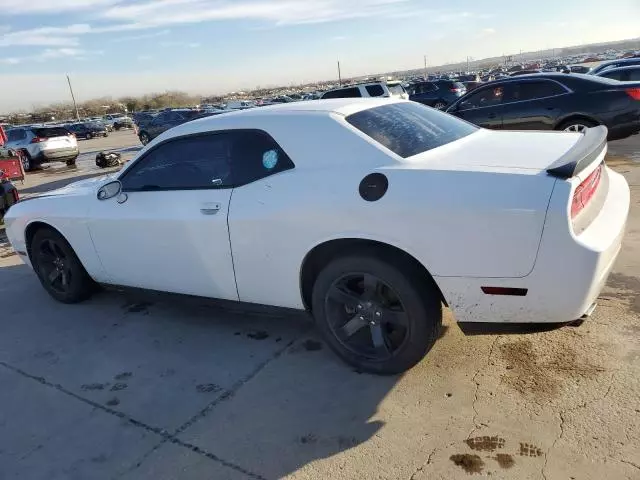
[346,102,477,158]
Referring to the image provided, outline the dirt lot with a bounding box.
[0,131,639,480]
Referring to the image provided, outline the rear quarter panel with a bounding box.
[228,113,555,308]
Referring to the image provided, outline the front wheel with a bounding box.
[312,254,442,374]
[85,132,93,140]
[66,156,77,167]
[20,150,32,172]
[139,132,150,145]
[433,101,447,110]
[30,228,95,303]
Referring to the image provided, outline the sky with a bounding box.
[0,0,639,111]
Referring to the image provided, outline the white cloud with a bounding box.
[0,57,21,64]
[110,29,171,42]
[0,24,91,47]
[0,0,120,14]
[482,27,496,35]
[159,40,201,48]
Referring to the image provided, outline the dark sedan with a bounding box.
[589,58,640,76]
[446,73,640,140]
[67,122,109,140]
[407,80,466,110]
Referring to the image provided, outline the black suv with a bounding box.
[446,73,640,140]
[137,110,204,145]
[407,80,466,110]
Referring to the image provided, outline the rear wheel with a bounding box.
[30,228,94,303]
[66,156,77,167]
[20,150,32,172]
[85,132,93,140]
[312,254,442,374]
[433,101,447,110]
[558,118,597,133]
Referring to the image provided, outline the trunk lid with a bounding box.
[404,128,583,174]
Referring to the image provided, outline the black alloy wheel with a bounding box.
[31,229,94,303]
[139,132,150,145]
[325,273,409,361]
[312,254,442,374]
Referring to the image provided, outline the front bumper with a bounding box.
[438,167,630,324]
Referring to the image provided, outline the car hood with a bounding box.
[403,129,583,174]
[32,174,116,199]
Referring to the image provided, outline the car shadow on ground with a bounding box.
[0,261,443,479]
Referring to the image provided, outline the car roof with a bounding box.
[600,65,640,71]
[159,98,404,137]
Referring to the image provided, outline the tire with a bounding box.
[433,101,447,110]
[311,254,442,374]
[139,132,150,145]
[20,150,32,172]
[557,118,597,133]
[30,228,95,303]
[66,156,77,167]
[85,132,93,140]
[114,124,121,131]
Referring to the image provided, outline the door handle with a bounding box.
[200,203,221,215]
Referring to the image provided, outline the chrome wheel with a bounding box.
[36,238,73,295]
[564,124,589,133]
[20,152,31,171]
[434,101,447,110]
[324,272,409,360]
[139,133,150,145]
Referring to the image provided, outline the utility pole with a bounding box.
[66,74,80,121]
[337,60,342,86]
[424,55,427,79]
[466,56,470,72]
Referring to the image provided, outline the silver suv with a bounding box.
[5,126,79,171]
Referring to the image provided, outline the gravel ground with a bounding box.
[0,132,638,480]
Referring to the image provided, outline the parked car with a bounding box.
[446,73,640,140]
[66,122,109,140]
[4,126,79,171]
[321,82,408,100]
[509,69,543,76]
[595,65,640,82]
[136,109,204,145]
[407,80,466,109]
[4,99,630,374]
[568,65,591,74]
[588,58,640,76]
[104,115,133,131]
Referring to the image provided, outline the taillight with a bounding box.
[450,88,460,92]
[11,188,19,203]
[30,137,45,143]
[625,88,640,100]
[571,163,602,219]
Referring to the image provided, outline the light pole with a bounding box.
[66,74,80,121]
[337,60,342,86]
[424,55,427,79]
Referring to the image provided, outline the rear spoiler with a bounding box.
[546,125,607,179]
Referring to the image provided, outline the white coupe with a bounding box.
[5,99,630,374]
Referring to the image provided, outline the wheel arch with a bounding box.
[25,221,62,259]
[299,238,447,312]
[554,113,601,130]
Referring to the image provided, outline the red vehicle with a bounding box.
[0,125,20,217]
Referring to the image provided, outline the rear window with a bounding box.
[322,87,362,99]
[32,127,70,138]
[345,102,477,158]
[365,84,385,97]
[386,83,405,96]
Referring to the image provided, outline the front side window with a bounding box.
[346,102,478,158]
[601,71,623,81]
[121,130,294,191]
[459,85,504,110]
[365,85,385,97]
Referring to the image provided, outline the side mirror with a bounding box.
[97,180,122,200]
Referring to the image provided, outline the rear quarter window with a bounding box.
[32,127,70,138]
[346,102,477,158]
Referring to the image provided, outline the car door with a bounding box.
[87,132,238,300]
[449,84,505,129]
[500,80,569,130]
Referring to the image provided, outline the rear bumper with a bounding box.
[438,167,630,324]
[33,147,79,163]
